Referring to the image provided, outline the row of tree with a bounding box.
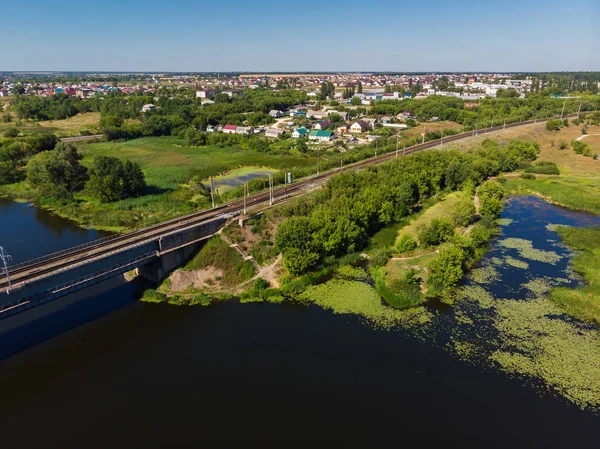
[25,142,146,202]
[275,139,538,276]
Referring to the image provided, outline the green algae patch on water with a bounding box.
[504,256,529,269]
[498,238,562,264]
[298,279,432,330]
[490,296,600,410]
[496,219,514,226]
[470,264,501,285]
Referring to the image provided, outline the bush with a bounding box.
[558,140,568,150]
[370,247,390,267]
[572,140,593,157]
[418,217,455,247]
[3,127,19,138]
[427,243,467,292]
[520,172,536,179]
[396,233,417,253]
[545,119,563,131]
[524,161,560,175]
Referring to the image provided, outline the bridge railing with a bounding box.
[0,250,158,315]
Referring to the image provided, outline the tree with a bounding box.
[546,119,562,131]
[276,216,320,275]
[87,156,125,202]
[478,180,504,218]
[357,82,363,94]
[350,96,362,106]
[427,243,466,291]
[27,142,88,198]
[418,218,455,247]
[123,160,146,197]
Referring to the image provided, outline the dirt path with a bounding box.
[218,229,262,271]
[576,133,600,141]
[390,250,438,261]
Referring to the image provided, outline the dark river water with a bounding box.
[1,197,600,448]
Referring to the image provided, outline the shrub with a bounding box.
[418,217,455,247]
[558,140,568,150]
[546,119,563,131]
[524,161,560,175]
[427,243,467,291]
[572,140,593,157]
[3,127,19,138]
[370,247,390,268]
[520,172,536,179]
[396,234,417,253]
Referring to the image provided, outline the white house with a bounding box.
[291,128,308,139]
[350,120,368,133]
[223,124,238,134]
[269,110,283,118]
[309,130,335,142]
[141,104,156,113]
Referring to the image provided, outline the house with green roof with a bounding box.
[308,129,335,142]
[291,127,308,138]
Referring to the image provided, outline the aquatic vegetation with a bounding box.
[504,256,529,269]
[470,264,501,284]
[498,238,562,264]
[523,278,554,296]
[490,296,600,410]
[545,223,561,232]
[490,257,503,266]
[456,284,495,309]
[240,297,264,304]
[496,218,514,226]
[298,279,432,330]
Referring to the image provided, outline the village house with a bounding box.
[336,124,349,134]
[196,89,217,98]
[363,118,377,130]
[306,110,328,120]
[291,127,308,138]
[350,120,368,133]
[265,128,283,138]
[313,120,330,130]
[236,126,254,135]
[141,104,156,113]
[309,130,335,143]
[223,124,238,134]
[328,110,349,121]
[269,110,284,118]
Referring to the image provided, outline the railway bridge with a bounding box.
[0,115,574,320]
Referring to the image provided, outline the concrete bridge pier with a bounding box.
[137,240,204,283]
[137,216,227,284]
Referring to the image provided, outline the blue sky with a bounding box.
[1,0,599,72]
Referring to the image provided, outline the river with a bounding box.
[0,196,599,448]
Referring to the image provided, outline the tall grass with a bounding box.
[184,236,255,286]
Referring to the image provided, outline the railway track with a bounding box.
[0,115,575,290]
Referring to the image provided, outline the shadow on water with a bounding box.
[0,196,600,447]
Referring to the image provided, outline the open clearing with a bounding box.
[81,137,320,190]
[38,112,100,133]
[211,166,280,193]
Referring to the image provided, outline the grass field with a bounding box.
[39,112,100,133]
[81,137,320,190]
[400,120,462,141]
[395,191,468,242]
[551,226,600,324]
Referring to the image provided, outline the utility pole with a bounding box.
[317,159,319,176]
[340,155,343,171]
[243,182,247,215]
[560,101,566,119]
[0,247,12,294]
[422,127,426,144]
[403,141,406,156]
[503,119,506,130]
[209,176,215,209]
[375,138,378,156]
[577,102,582,117]
[284,172,288,198]
[269,173,273,205]
[395,135,399,158]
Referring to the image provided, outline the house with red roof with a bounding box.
[223,124,238,134]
